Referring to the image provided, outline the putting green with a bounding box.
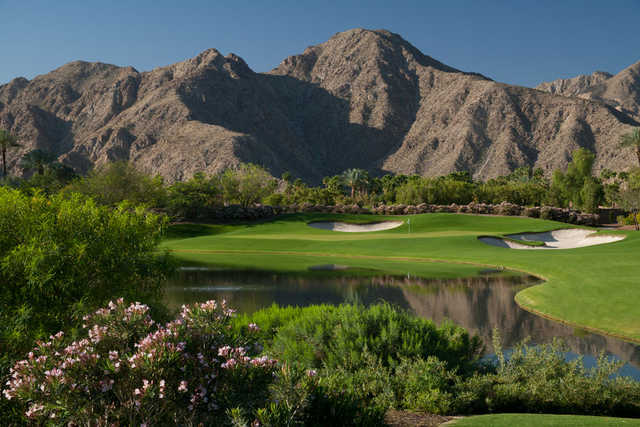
[162,213,639,342]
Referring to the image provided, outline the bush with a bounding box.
[245,304,482,374]
[237,307,640,421]
[3,299,277,425]
[618,213,640,226]
[64,161,166,207]
[0,188,173,357]
[166,172,222,220]
[470,337,640,416]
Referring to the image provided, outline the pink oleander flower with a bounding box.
[25,403,45,419]
[218,346,232,358]
[221,359,237,369]
[178,380,188,392]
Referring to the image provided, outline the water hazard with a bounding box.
[165,267,640,378]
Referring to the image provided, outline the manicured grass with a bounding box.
[162,213,639,342]
[446,413,640,426]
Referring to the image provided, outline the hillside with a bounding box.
[537,61,640,119]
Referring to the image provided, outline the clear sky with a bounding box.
[1,0,638,87]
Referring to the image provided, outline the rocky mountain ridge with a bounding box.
[1,28,639,183]
[537,61,640,119]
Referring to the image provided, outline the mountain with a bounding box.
[1,29,638,183]
[535,71,613,97]
[537,61,640,119]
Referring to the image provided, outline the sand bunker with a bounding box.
[308,220,403,232]
[479,229,625,250]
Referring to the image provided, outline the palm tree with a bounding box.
[620,128,640,167]
[341,168,369,198]
[20,149,56,176]
[0,129,21,178]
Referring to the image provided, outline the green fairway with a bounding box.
[162,213,640,342]
[446,413,640,426]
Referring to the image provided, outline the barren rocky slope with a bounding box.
[537,61,640,120]
[1,29,638,182]
[536,71,613,97]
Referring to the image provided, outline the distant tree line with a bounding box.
[3,129,640,218]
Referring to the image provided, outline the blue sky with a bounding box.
[1,0,638,87]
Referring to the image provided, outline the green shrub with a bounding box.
[0,188,173,357]
[244,304,482,373]
[618,213,640,226]
[394,357,457,414]
[64,161,166,207]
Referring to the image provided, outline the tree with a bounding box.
[167,172,221,219]
[219,163,277,208]
[550,148,603,211]
[620,128,640,167]
[65,161,166,207]
[0,129,21,178]
[620,187,640,230]
[20,149,56,176]
[341,168,369,198]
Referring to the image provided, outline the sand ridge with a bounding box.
[308,220,404,232]
[479,229,625,250]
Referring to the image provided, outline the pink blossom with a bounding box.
[25,403,45,419]
[218,346,231,358]
[178,381,188,392]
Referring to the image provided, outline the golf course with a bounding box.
[163,212,639,343]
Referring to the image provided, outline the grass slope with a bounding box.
[446,413,640,426]
[162,213,639,342]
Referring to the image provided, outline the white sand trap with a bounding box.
[479,229,625,250]
[308,220,404,232]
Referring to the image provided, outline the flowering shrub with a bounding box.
[3,299,276,425]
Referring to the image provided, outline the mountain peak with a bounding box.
[0,29,637,183]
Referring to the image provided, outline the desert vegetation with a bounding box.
[4,145,640,222]
[1,137,640,425]
[5,301,640,425]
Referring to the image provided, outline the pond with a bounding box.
[164,267,640,378]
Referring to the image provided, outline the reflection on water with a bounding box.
[164,268,640,378]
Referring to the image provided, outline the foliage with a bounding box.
[3,299,277,425]
[64,161,166,207]
[341,168,370,199]
[18,161,78,195]
[0,129,21,178]
[244,303,482,374]
[550,148,604,212]
[232,305,640,422]
[475,335,640,416]
[619,188,640,230]
[219,163,277,208]
[166,172,222,220]
[20,149,56,176]
[0,187,173,359]
[396,176,475,205]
